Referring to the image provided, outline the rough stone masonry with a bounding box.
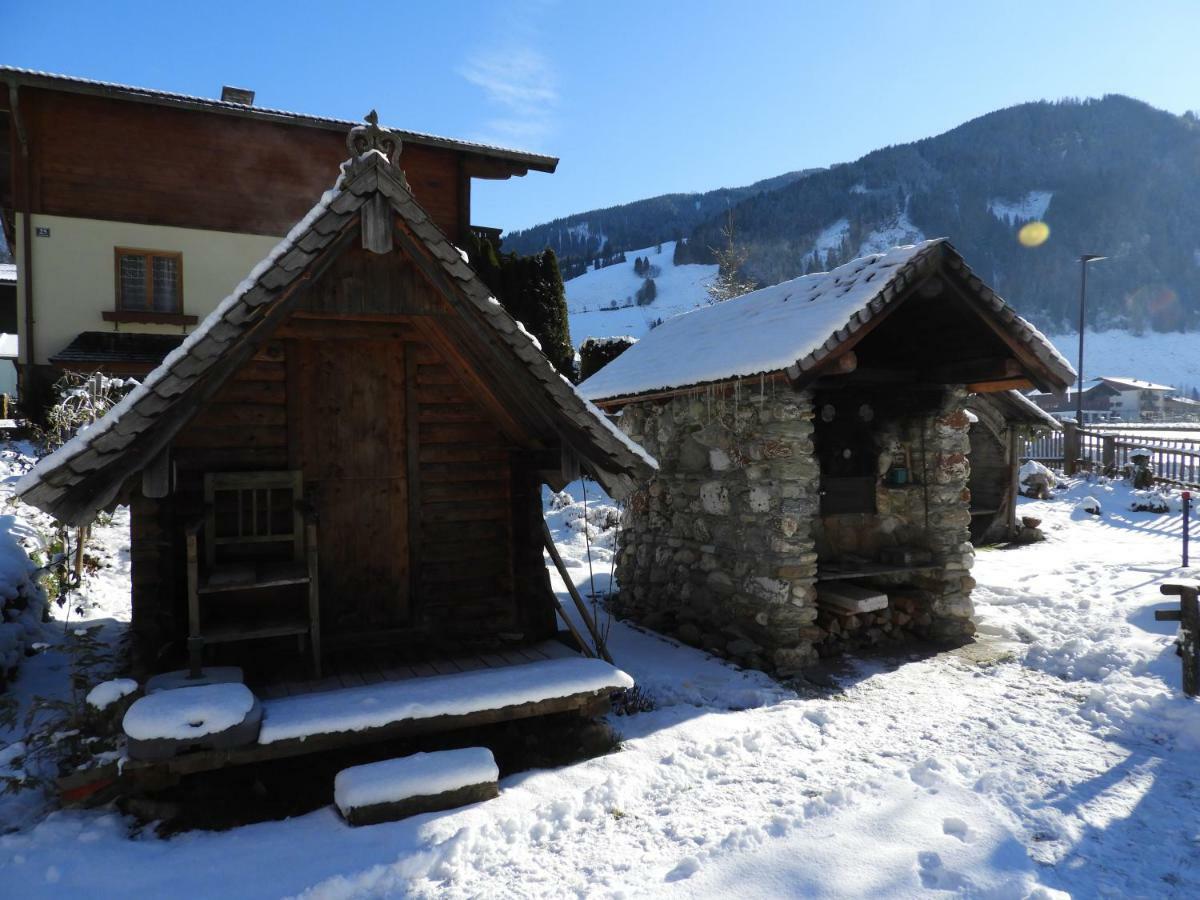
[613,381,976,676]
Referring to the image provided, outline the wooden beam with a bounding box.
[923,356,1022,384]
[967,377,1034,393]
[360,192,394,254]
[141,449,171,499]
[591,371,793,411]
[404,341,422,621]
[541,519,613,664]
[274,317,422,342]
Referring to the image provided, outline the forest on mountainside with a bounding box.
[514,96,1200,333]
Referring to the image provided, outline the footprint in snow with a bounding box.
[917,851,971,891]
[942,817,971,842]
[665,856,701,882]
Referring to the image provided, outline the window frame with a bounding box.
[110,247,194,324]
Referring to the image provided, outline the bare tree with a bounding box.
[706,211,756,304]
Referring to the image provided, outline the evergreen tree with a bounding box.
[465,233,575,378]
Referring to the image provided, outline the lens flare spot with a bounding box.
[1018,221,1050,247]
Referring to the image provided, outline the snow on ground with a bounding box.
[857,209,925,257]
[988,191,1053,226]
[807,218,850,266]
[1045,330,1200,395]
[565,242,717,348]
[2,458,1200,896]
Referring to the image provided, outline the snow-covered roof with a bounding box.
[1097,376,1175,393]
[0,263,16,284]
[0,334,16,359]
[15,122,651,525]
[0,66,557,174]
[579,239,1075,402]
[971,390,1062,430]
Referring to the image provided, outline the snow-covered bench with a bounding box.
[334,747,500,826]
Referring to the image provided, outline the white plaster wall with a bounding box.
[14,213,281,365]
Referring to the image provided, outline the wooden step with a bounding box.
[817,580,889,615]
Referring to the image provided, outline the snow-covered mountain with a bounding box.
[565,242,715,348]
[538,96,1200,338]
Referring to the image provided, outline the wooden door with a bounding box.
[290,338,410,633]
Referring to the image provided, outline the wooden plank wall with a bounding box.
[19,88,464,240]
[128,320,556,657]
[413,339,521,636]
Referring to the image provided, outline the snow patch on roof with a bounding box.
[0,264,15,284]
[1098,376,1175,392]
[578,242,937,402]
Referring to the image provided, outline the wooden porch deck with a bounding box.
[61,637,625,805]
[254,638,583,700]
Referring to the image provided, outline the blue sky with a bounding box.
[4,1,1198,232]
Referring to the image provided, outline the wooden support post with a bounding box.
[306,516,321,679]
[1063,421,1079,476]
[1007,428,1021,538]
[186,525,202,679]
[1158,583,1200,696]
[541,519,614,664]
[1101,434,1116,473]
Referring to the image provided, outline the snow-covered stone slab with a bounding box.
[817,581,889,614]
[123,682,262,761]
[334,747,500,826]
[258,657,634,745]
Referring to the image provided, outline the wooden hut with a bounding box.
[578,240,1074,672]
[964,390,1060,543]
[18,116,653,687]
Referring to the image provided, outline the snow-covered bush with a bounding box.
[0,515,48,690]
[32,371,138,454]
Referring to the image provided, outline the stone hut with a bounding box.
[578,240,1074,673]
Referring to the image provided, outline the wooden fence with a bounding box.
[1022,423,1200,489]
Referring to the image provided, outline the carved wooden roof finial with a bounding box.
[347,109,402,167]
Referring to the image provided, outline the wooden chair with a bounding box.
[186,471,320,678]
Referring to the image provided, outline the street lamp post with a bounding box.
[1075,254,1107,426]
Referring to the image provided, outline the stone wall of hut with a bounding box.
[612,382,976,676]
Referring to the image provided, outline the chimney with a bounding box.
[221,85,255,106]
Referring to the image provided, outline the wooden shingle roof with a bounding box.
[17,126,651,525]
